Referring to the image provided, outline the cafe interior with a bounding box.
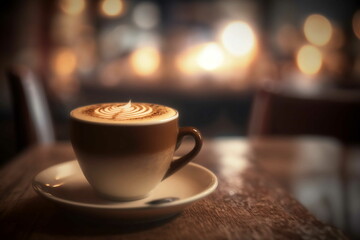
[0,0,360,239]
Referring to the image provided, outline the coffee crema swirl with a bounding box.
[71,102,178,124]
[93,103,154,120]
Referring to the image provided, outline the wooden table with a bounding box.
[0,137,347,239]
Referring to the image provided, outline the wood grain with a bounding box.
[0,139,346,240]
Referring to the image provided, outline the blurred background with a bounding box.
[1,0,359,160]
[0,0,360,237]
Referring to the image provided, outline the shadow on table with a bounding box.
[1,196,178,238]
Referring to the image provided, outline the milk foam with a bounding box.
[71,102,178,124]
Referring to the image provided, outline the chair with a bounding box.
[6,66,55,152]
[248,85,360,233]
[249,86,360,144]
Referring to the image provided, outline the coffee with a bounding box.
[71,102,177,124]
[70,102,202,201]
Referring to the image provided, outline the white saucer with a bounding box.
[33,160,218,222]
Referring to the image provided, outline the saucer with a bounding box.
[33,160,218,222]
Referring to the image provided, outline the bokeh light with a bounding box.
[132,2,160,29]
[51,48,78,77]
[130,47,161,77]
[176,47,200,76]
[59,0,86,15]
[220,21,256,56]
[296,45,323,75]
[304,14,333,46]
[196,43,225,71]
[100,0,124,18]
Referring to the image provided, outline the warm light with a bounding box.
[304,14,333,46]
[59,0,86,15]
[214,138,249,178]
[100,0,124,17]
[176,43,225,75]
[176,48,199,76]
[353,10,360,39]
[296,45,323,75]
[196,43,224,71]
[130,47,161,77]
[51,48,77,76]
[176,40,256,80]
[220,21,256,56]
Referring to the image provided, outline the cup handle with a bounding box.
[163,127,203,180]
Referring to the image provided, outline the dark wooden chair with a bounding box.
[249,85,360,233]
[6,66,55,152]
[249,86,360,144]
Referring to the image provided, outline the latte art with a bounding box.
[93,103,154,120]
[71,102,178,124]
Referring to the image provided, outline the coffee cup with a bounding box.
[70,102,202,201]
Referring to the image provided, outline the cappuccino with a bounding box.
[70,102,202,200]
[71,102,178,124]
